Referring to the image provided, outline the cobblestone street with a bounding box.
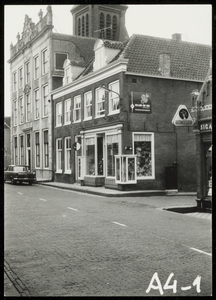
[4,183,212,296]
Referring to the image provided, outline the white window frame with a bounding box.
[64,137,71,173]
[56,102,62,126]
[95,87,105,118]
[42,84,48,117]
[13,99,17,126]
[19,96,24,124]
[42,48,48,75]
[106,133,120,178]
[43,130,49,168]
[20,135,24,165]
[34,89,40,119]
[132,132,155,180]
[35,131,40,168]
[108,80,120,115]
[19,67,23,89]
[64,99,71,125]
[73,95,81,123]
[84,91,92,120]
[14,136,18,165]
[34,55,39,79]
[13,71,17,92]
[56,138,62,173]
[26,94,31,122]
[25,61,30,84]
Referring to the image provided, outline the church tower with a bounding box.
[71,5,129,42]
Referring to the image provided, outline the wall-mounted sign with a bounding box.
[73,142,81,151]
[130,92,151,113]
[172,105,194,127]
[200,121,212,132]
[124,146,132,151]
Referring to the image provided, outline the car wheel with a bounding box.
[11,179,16,185]
[29,182,33,185]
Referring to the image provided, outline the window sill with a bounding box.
[63,122,71,126]
[95,115,105,119]
[73,120,81,124]
[55,171,63,174]
[64,171,71,174]
[55,124,62,128]
[83,117,92,121]
[137,177,155,180]
[42,116,48,119]
[108,111,120,116]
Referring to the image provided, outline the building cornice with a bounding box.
[52,58,129,99]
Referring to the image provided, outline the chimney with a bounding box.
[159,53,171,76]
[172,33,182,41]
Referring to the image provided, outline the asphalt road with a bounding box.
[4,183,212,296]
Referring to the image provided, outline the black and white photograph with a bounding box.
[4,2,212,297]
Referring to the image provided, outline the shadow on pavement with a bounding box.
[163,206,211,214]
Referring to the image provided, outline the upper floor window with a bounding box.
[34,55,39,79]
[19,96,24,124]
[56,102,62,126]
[86,14,89,36]
[95,88,105,117]
[13,100,17,126]
[26,94,31,122]
[26,62,30,84]
[106,14,111,39]
[108,80,120,114]
[82,16,85,36]
[84,91,92,120]
[19,67,23,89]
[34,89,40,119]
[112,16,117,40]
[99,13,105,38]
[55,53,68,70]
[13,72,17,91]
[64,99,71,125]
[78,18,81,36]
[43,130,49,168]
[42,85,48,117]
[42,49,48,75]
[73,95,81,122]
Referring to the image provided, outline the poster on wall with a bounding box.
[130,92,151,113]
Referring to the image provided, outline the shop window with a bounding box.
[108,80,120,114]
[84,91,92,120]
[55,53,68,70]
[20,135,24,165]
[107,134,119,177]
[95,88,105,117]
[115,155,137,183]
[64,99,71,124]
[65,137,71,173]
[73,95,81,122]
[85,137,95,175]
[56,138,62,172]
[133,133,154,179]
[56,102,62,126]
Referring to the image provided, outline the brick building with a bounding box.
[191,64,212,209]
[51,32,211,192]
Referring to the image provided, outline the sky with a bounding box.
[4,4,212,116]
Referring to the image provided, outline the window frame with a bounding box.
[20,135,24,165]
[14,136,18,165]
[25,61,30,84]
[42,84,48,117]
[26,93,31,122]
[56,102,62,127]
[13,99,17,126]
[19,96,24,124]
[64,99,71,125]
[84,91,92,120]
[34,89,40,120]
[34,55,39,80]
[64,137,71,173]
[56,138,62,173]
[35,131,40,168]
[42,48,48,75]
[95,87,105,118]
[19,67,23,89]
[43,130,49,168]
[13,71,17,92]
[108,80,120,115]
[73,95,81,123]
[55,52,68,71]
[132,132,155,180]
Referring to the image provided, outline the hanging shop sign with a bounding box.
[172,105,194,127]
[130,92,151,113]
[73,142,81,151]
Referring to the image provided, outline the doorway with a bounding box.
[97,135,104,176]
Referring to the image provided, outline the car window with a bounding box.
[14,167,27,172]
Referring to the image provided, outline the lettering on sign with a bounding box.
[200,122,212,131]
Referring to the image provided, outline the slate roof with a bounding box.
[121,34,211,81]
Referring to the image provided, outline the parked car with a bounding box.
[4,165,37,185]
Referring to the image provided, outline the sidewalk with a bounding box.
[37,181,196,198]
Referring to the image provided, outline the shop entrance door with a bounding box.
[165,166,178,190]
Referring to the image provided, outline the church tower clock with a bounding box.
[71,5,129,42]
